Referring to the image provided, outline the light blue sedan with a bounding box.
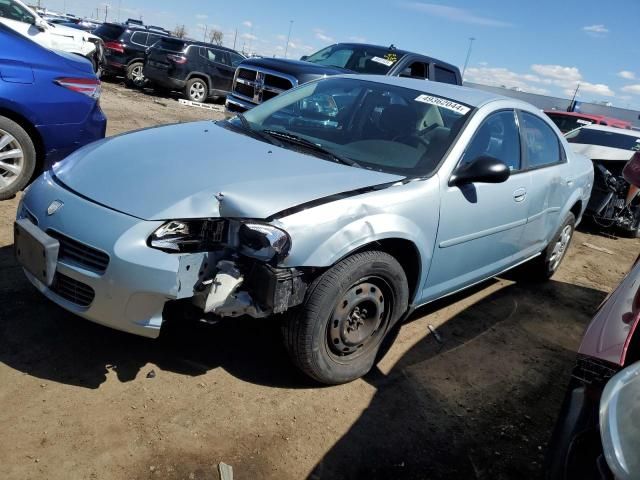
[15,76,593,384]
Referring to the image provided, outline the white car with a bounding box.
[566,124,640,235]
[0,0,103,71]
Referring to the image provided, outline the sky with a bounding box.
[37,0,640,109]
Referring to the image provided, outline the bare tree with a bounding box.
[172,24,187,39]
[209,29,224,46]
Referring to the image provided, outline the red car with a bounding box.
[546,255,640,479]
[545,110,632,133]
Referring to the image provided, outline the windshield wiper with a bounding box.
[229,114,283,147]
[261,129,361,168]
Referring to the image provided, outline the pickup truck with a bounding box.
[225,43,462,113]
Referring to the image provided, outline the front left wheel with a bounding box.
[282,251,409,384]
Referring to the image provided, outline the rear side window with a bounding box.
[158,38,185,52]
[94,23,125,40]
[434,66,459,85]
[520,112,561,168]
[461,110,521,171]
[130,31,147,46]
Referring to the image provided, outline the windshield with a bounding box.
[566,128,640,151]
[233,77,472,177]
[304,45,404,75]
[0,0,35,23]
[546,113,596,133]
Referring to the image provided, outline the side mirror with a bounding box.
[33,17,48,31]
[600,361,640,480]
[449,155,510,186]
[300,55,308,61]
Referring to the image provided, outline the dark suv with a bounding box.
[143,38,246,102]
[94,21,175,87]
[226,43,462,113]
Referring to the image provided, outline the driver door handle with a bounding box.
[513,188,527,203]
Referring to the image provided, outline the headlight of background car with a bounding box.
[238,222,291,262]
[149,219,227,252]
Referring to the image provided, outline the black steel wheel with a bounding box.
[282,250,409,384]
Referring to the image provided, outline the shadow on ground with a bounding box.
[310,277,606,480]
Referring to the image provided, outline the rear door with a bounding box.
[145,38,185,72]
[425,109,531,299]
[519,111,572,250]
[205,47,235,92]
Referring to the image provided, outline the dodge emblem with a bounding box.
[47,200,64,216]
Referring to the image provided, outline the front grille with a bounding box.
[232,67,296,105]
[51,273,95,307]
[47,230,110,274]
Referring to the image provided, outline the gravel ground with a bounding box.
[0,81,637,480]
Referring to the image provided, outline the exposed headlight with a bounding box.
[149,219,227,252]
[239,222,291,262]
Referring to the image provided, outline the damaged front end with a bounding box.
[151,218,308,321]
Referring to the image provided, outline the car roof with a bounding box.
[579,124,640,137]
[339,74,525,109]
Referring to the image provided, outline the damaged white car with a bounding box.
[15,76,593,384]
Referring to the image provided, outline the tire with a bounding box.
[527,212,576,281]
[0,116,36,201]
[282,251,409,384]
[125,62,146,88]
[184,78,208,103]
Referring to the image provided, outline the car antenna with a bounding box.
[389,44,396,50]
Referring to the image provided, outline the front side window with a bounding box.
[566,128,640,151]
[304,45,405,75]
[521,112,561,168]
[229,52,245,67]
[146,33,161,46]
[0,0,35,23]
[207,48,229,65]
[461,110,521,171]
[233,78,472,177]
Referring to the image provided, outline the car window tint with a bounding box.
[521,112,561,168]
[434,66,458,84]
[566,128,640,151]
[146,33,161,46]
[207,48,229,65]
[0,0,34,23]
[130,31,147,46]
[400,62,428,79]
[229,52,245,67]
[461,110,521,171]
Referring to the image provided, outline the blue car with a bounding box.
[16,76,593,384]
[0,23,106,199]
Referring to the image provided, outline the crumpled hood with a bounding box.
[49,22,97,42]
[570,143,636,162]
[53,121,403,220]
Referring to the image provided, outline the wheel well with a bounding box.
[352,238,421,303]
[0,108,44,181]
[570,200,582,220]
[187,74,211,89]
[625,329,640,365]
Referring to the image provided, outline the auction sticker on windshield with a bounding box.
[414,94,471,114]
[371,56,394,67]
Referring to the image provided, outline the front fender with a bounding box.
[277,179,439,274]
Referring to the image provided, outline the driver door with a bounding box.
[424,109,531,300]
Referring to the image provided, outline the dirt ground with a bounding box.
[0,82,638,480]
